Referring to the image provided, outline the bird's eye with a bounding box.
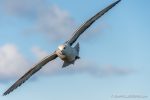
[64,47,66,49]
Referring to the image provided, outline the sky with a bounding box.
[0,0,150,100]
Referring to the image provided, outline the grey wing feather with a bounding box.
[67,0,121,46]
[3,52,57,96]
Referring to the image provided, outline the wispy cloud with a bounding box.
[31,46,133,77]
[0,0,76,41]
[0,0,108,42]
[0,44,133,83]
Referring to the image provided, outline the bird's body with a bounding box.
[3,0,121,96]
[56,43,79,63]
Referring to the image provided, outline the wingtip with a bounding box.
[3,93,7,96]
[115,0,121,4]
[113,0,121,7]
[3,89,11,96]
[117,0,122,3]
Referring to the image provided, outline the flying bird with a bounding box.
[3,0,121,96]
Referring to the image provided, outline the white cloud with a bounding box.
[33,5,75,39]
[0,44,30,82]
[31,46,48,59]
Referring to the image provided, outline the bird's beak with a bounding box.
[61,50,65,55]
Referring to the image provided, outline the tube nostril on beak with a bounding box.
[61,51,65,55]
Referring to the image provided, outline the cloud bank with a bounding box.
[0,0,106,42]
[0,44,30,82]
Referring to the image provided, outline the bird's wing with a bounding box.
[67,0,121,46]
[3,52,57,96]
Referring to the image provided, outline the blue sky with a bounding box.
[0,0,150,100]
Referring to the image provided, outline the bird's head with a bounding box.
[58,44,68,55]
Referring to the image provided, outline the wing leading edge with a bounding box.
[3,52,57,96]
[67,0,121,46]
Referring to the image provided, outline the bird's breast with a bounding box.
[56,47,77,62]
